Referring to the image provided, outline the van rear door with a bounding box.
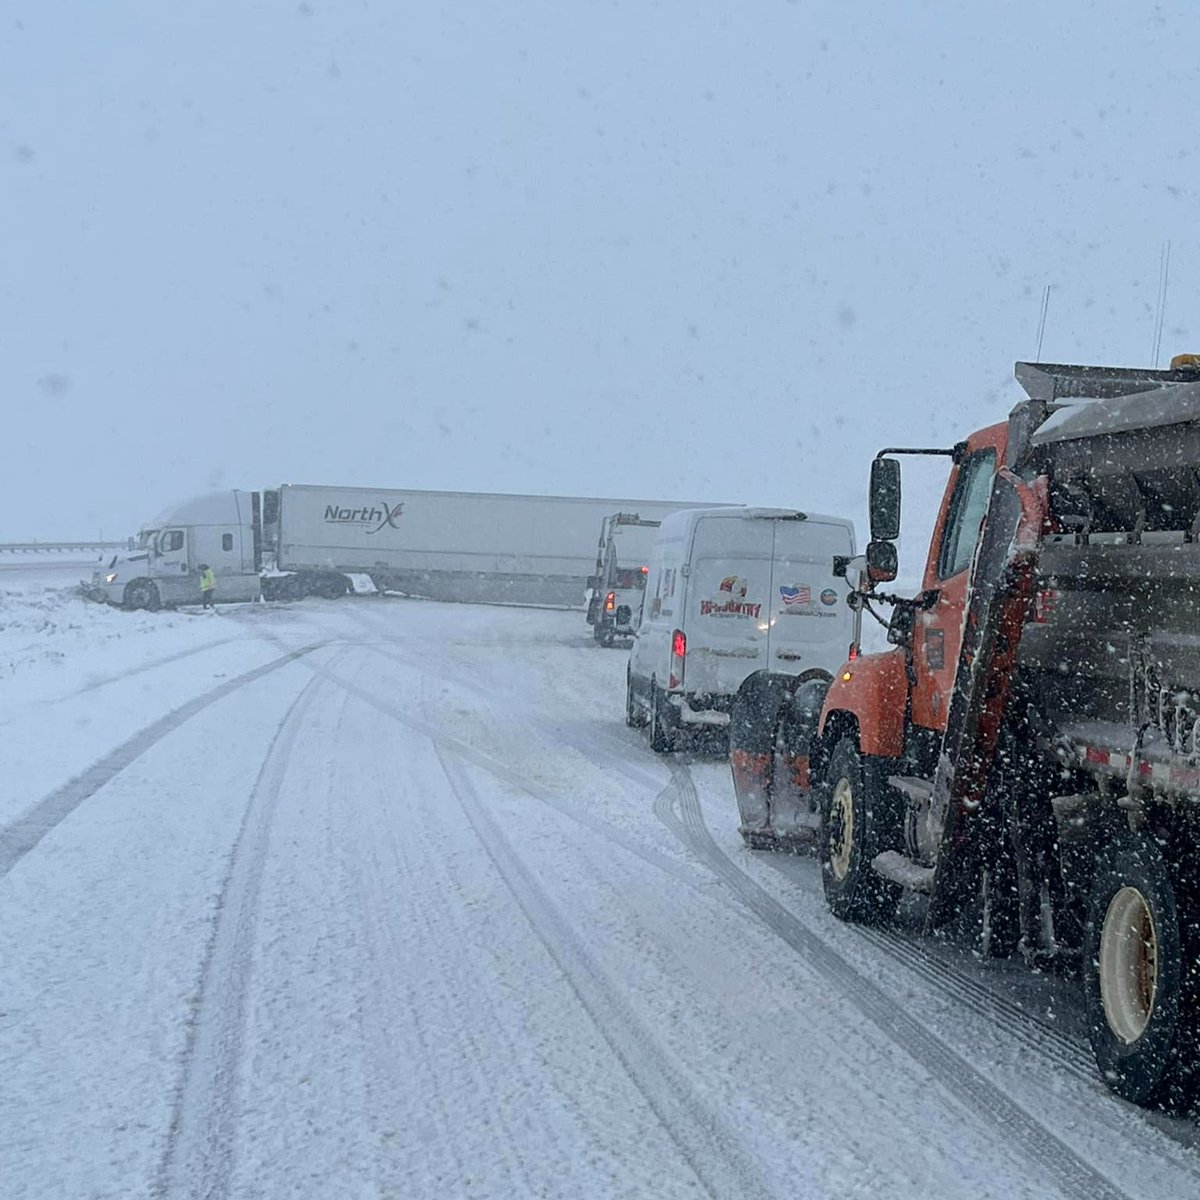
[683,515,773,696]
[765,519,855,675]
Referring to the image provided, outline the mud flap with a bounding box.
[925,470,1047,932]
[730,749,773,833]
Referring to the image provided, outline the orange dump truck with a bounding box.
[729,355,1200,1109]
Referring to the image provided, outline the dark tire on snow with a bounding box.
[123,579,161,612]
[1082,832,1200,1111]
[820,736,901,925]
[648,683,676,754]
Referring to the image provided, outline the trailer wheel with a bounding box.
[820,737,900,925]
[1083,833,1200,1110]
[648,684,676,754]
[625,670,647,729]
[123,580,161,612]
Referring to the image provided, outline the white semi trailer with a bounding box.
[84,484,729,610]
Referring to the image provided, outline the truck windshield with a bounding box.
[937,450,997,578]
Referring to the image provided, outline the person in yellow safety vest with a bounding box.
[199,563,217,610]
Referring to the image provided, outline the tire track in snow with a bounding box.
[152,668,330,1200]
[259,636,707,894]
[0,635,246,728]
[325,621,1200,1163]
[344,675,538,1197]
[433,745,775,1200]
[0,641,329,879]
[656,760,1137,1200]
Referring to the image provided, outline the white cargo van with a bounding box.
[626,508,859,752]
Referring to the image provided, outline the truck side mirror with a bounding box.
[869,457,902,542]
[866,539,898,584]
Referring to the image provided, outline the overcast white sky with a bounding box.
[4,1,1197,543]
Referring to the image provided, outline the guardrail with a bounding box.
[0,541,129,554]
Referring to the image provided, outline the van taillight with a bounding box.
[641,565,649,573]
[848,643,858,661]
[605,591,616,612]
[670,628,686,689]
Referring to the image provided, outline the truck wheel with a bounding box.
[648,684,676,754]
[626,671,647,729]
[820,737,901,925]
[1082,833,1200,1110]
[595,622,614,648]
[123,580,161,612]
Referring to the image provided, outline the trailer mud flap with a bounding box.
[925,469,1047,931]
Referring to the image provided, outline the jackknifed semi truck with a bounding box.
[83,484,728,610]
[729,353,1200,1109]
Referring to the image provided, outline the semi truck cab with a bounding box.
[83,491,260,609]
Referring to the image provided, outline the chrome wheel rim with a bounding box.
[1099,886,1159,1044]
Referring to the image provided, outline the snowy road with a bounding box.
[3,580,1200,1198]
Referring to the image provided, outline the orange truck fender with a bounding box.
[819,648,908,759]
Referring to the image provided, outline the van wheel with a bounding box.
[819,737,901,924]
[123,580,161,612]
[648,684,676,754]
[1083,833,1200,1110]
[626,671,647,729]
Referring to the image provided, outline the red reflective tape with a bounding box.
[1084,746,1110,766]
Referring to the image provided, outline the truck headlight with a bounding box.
[105,573,119,584]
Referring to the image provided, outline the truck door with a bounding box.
[684,516,773,696]
[765,519,855,676]
[155,528,189,578]
[911,448,998,732]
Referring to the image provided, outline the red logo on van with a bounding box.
[719,575,748,597]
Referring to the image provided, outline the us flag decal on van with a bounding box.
[780,585,810,606]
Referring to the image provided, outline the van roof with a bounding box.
[657,506,855,530]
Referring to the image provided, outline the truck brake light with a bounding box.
[605,591,616,612]
[848,643,858,661]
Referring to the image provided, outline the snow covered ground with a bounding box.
[2,563,1199,1199]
